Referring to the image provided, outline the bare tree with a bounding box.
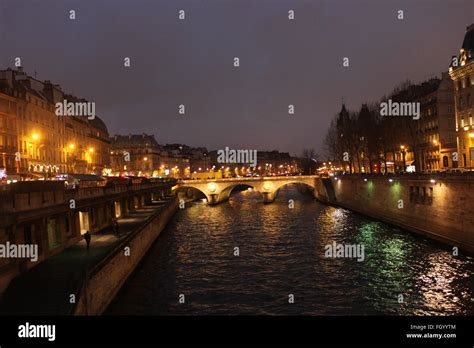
[301,148,320,175]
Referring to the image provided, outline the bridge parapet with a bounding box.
[181,175,317,184]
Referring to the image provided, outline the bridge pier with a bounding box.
[261,191,276,204]
[207,193,220,205]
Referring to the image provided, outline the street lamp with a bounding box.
[400,145,406,172]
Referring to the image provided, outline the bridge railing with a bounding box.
[180,175,318,184]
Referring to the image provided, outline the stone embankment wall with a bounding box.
[73,197,178,315]
[315,175,474,253]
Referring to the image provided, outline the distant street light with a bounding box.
[400,145,406,172]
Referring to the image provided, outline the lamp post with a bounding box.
[400,145,406,173]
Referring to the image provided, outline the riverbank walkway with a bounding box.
[0,198,174,315]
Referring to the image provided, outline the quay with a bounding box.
[0,177,178,314]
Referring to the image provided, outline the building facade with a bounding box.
[385,73,455,172]
[0,68,110,178]
[110,134,162,177]
[414,72,456,171]
[449,23,474,169]
[161,144,191,178]
[110,136,191,178]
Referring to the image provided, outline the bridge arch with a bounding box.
[217,183,264,203]
[179,176,319,205]
[272,181,316,199]
[176,185,211,202]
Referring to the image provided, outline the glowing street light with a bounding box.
[69,144,75,150]
[208,182,217,192]
[400,145,407,172]
[32,133,39,141]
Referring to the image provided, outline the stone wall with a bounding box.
[316,175,474,253]
[0,180,176,299]
[73,196,178,315]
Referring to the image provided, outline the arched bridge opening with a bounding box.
[178,176,322,205]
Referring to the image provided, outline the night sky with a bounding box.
[1,0,473,156]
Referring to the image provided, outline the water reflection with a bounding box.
[108,186,474,315]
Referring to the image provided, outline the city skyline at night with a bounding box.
[1,0,472,155]
[0,1,474,346]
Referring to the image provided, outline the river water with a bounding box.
[107,186,474,315]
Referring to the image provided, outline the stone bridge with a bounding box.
[179,175,332,204]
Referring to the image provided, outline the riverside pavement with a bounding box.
[0,199,172,315]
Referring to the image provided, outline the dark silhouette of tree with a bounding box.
[301,148,320,174]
